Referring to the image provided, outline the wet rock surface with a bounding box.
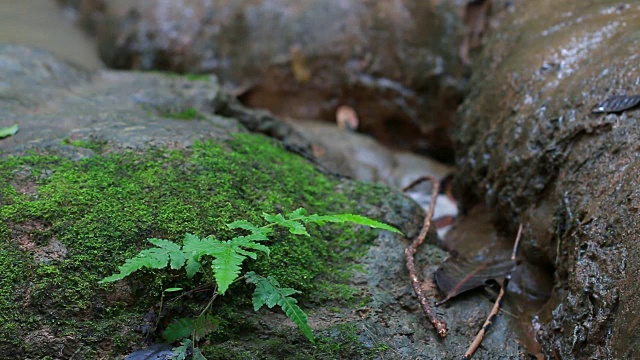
[454,1,640,358]
[63,0,467,155]
[0,45,520,359]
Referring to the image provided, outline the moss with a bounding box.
[183,74,213,82]
[0,132,384,357]
[156,71,212,82]
[162,107,200,120]
[60,138,107,153]
[201,323,390,359]
[313,323,390,359]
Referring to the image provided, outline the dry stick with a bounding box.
[463,223,524,359]
[403,175,448,337]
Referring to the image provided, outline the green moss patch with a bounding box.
[161,107,200,120]
[0,133,382,357]
[60,138,108,153]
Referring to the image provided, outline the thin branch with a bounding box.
[463,282,508,359]
[511,223,523,261]
[463,223,524,359]
[403,175,448,337]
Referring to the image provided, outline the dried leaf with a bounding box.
[591,95,640,114]
[434,256,515,305]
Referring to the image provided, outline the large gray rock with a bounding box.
[0,45,519,359]
[454,1,640,358]
[63,0,468,156]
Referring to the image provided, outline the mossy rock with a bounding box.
[0,45,522,359]
[0,132,416,358]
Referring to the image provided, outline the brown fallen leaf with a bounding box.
[434,255,515,306]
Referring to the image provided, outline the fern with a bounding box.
[171,339,206,360]
[245,271,314,342]
[99,208,401,349]
[98,238,185,283]
[164,315,218,342]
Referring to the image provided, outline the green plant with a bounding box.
[100,208,401,359]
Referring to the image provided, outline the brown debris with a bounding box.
[464,223,523,359]
[434,257,516,306]
[403,175,448,337]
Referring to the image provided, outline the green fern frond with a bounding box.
[231,234,270,255]
[211,233,272,294]
[192,347,207,360]
[99,238,185,283]
[287,207,307,220]
[211,243,246,294]
[171,339,190,360]
[163,314,218,343]
[302,213,403,234]
[181,234,223,278]
[226,220,272,237]
[262,213,309,236]
[245,271,314,342]
[164,317,194,342]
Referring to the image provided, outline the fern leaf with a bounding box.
[182,234,222,257]
[191,314,218,341]
[226,220,272,237]
[100,239,182,283]
[163,317,194,342]
[287,207,307,220]
[246,271,283,310]
[192,347,207,360]
[184,257,203,279]
[182,234,223,278]
[245,272,313,342]
[165,315,218,342]
[171,339,191,360]
[231,234,270,255]
[303,214,403,235]
[147,238,186,270]
[211,243,246,294]
[279,295,314,343]
[262,213,309,236]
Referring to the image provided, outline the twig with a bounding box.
[403,175,448,337]
[511,223,524,261]
[463,223,523,359]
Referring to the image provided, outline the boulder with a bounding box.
[0,45,518,359]
[454,1,640,358]
[62,0,468,155]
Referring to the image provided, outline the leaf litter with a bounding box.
[403,172,526,358]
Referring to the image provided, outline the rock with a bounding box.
[454,1,640,358]
[0,0,103,70]
[284,119,459,238]
[63,0,468,155]
[0,45,519,359]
